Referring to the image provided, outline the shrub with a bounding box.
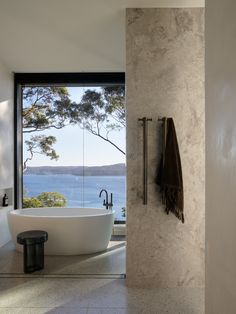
[23,197,42,208]
[36,192,67,207]
[23,192,67,208]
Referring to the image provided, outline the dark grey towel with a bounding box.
[156,118,184,223]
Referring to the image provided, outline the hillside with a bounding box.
[24,163,126,176]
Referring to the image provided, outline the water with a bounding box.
[23,175,126,221]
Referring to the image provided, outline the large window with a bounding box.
[15,73,126,222]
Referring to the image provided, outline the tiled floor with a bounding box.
[0,238,125,276]
[0,278,204,313]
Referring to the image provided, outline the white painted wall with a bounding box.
[0,61,13,247]
[0,62,13,190]
[0,0,204,72]
[206,0,236,313]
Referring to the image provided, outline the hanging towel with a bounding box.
[156,118,184,223]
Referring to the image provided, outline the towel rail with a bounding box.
[158,116,167,165]
[138,117,152,205]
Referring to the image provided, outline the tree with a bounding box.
[37,192,67,207]
[76,86,125,155]
[23,87,78,132]
[23,86,79,169]
[23,135,59,170]
[23,85,125,168]
[23,192,67,208]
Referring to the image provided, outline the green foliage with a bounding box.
[23,197,43,208]
[23,87,78,132]
[37,192,67,207]
[23,192,67,208]
[103,86,125,126]
[24,135,59,170]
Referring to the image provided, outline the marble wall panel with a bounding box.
[126,8,205,288]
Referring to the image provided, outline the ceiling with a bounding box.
[0,0,204,72]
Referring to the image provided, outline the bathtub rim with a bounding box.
[8,207,115,219]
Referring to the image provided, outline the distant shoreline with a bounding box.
[24,163,126,176]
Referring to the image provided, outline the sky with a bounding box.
[23,87,126,167]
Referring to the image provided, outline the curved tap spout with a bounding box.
[99,189,108,209]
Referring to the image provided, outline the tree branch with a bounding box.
[89,128,125,155]
[23,124,69,133]
[23,146,34,171]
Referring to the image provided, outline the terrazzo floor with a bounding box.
[0,239,204,313]
[0,237,126,276]
[0,278,204,313]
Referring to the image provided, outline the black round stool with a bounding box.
[17,230,48,273]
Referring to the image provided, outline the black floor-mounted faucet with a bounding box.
[99,189,113,210]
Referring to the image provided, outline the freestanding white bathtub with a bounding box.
[8,207,115,255]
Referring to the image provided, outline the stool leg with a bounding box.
[35,243,44,270]
[24,243,36,273]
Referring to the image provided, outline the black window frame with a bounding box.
[14,72,126,223]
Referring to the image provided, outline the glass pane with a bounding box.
[22,85,126,222]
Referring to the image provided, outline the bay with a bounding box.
[23,175,126,221]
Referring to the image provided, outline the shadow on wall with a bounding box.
[0,100,13,189]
